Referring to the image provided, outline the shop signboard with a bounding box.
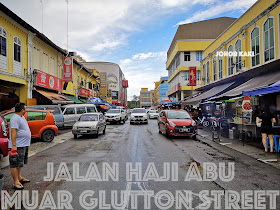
[242,96,252,112]
[100,72,107,99]
[112,99,118,103]
[189,67,196,86]
[35,69,62,92]
[79,88,92,97]
[63,57,73,82]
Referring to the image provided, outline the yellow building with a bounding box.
[166,17,236,103]
[0,4,29,110]
[154,80,161,105]
[0,3,100,107]
[197,0,280,105]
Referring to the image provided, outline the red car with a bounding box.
[0,113,9,157]
[158,110,197,139]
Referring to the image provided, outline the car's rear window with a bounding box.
[27,112,47,121]
[45,107,61,115]
[87,106,96,113]
[4,112,15,123]
[150,110,158,113]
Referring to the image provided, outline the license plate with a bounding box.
[80,130,87,133]
[108,119,112,121]
[180,128,190,132]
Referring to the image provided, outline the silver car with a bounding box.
[104,109,126,124]
[72,113,106,139]
[148,110,159,119]
[130,108,148,124]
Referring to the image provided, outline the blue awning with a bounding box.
[243,80,280,96]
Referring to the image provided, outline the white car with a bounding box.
[130,108,148,124]
[104,109,126,124]
[148,110,159,119]
[72,113,106,139]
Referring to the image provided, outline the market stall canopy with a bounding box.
[64,95,83,104]
[243,80,280,96]
[183,82,234,104]
[211,72,280,101]
[36,90,74,104]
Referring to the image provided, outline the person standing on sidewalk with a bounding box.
[9,103,31,190]
[258,105,276,152]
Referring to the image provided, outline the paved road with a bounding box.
[1,119,280,209]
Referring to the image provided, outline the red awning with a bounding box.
[35,90,74,104]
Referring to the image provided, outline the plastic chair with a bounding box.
[266,135,280,152]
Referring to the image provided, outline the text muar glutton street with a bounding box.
[44,162,235,182]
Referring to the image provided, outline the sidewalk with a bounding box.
[0,131,73,169]
[197,128,280,170]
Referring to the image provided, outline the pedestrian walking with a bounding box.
[257,105,276,152]
[9,103,31,190]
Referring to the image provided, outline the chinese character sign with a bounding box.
[189,67,196,86]
[63,57,73,82]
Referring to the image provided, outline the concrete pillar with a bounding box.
[181,91,184,101]
[176,92,179,102]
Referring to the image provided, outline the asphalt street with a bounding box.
[1,118,280,210]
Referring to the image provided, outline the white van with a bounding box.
[61,104,98,127]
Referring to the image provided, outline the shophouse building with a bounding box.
[82,62,128,107]
[166,17,236,103]
[140,88,153,108]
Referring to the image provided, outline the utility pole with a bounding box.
[66,0,69,53]
[40,0,44,33]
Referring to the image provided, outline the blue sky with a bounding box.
[0,0,257,99]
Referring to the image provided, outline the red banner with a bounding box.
[35,70,62,91]
[112,99,118,103]
[189,67,196,86]
[63,57,73,82]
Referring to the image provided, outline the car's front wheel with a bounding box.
[74,134,78,139]
[192,135,197,140]
[103,126,106,135]
[41,130,55,142]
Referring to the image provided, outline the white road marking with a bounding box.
[219,143,232,146]
[257,159,278,163]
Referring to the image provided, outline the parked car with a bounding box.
[0,113,9,157]
[130,108,148,124]
[72,113,106,139]
[1,109,58,142]
[61,104,98,127]
[104,109,126,124]
[147,110,159,119]
[158,110,197,139]
[27,105,64,128]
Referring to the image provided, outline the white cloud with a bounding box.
[132,52,166,60]
[90,39,122,52]
[120,51,167,99]
[176,0,257,25]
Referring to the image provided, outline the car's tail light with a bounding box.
[1,120,7,137]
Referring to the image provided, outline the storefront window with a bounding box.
[228,45,233,76]
[0,26,7,56]
[251,27,260,67]
[213,56,217,81]
[263,18,274,62]
[235,39,242,72]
